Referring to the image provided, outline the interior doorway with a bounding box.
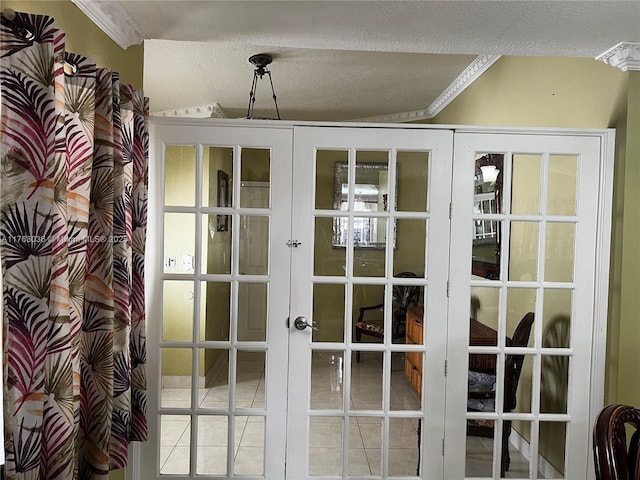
[139,119,613,480]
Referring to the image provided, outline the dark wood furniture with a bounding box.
[466,311,535,477]
[593,404,640,480]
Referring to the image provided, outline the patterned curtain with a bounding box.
[0,10,148,480]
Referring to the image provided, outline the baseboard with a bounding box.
[510,429,564,478]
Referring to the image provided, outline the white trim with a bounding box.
[596,42,640,72]
[351,54,501,123]
[151,103,228,119]
[70,0,145,49]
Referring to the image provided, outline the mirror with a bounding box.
[472,154,503,279]
[332,161,394,249]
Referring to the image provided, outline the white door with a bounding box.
[286,126,454,478]
[445,132,612,479]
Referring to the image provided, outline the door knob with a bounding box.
[293,316,317,331]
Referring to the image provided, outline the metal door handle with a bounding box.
[293,316,317,331]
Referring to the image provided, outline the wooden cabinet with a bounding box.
[404,306,423,396]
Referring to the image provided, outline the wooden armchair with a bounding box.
[466,312,535,476]
[593,404,640,480]
[354,272,420,362]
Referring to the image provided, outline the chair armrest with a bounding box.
[357,303,384,322]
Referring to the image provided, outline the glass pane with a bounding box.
[316,150,348,210]
[474,153,504,210]
[388,418,421,476]
[313,283,345,343]
[165,145,196,207]
[538,421,567,478]
[201,282,230,341]
[470,287,500,345]
[357,417,382,475]
[509,221,539,282]
[353,283,385,345]
[163,280,194,342]
[541,355,570,414]
[197,415,228,475]
[234,416,264,475]
[467,357,497,413]
[351,352,383,410]
[506,288,536,344]
[397,151,429,212]
[545,222,575,282]
[202,214,232,274]
[240,148,270,208]
[355,151,389,212]
[200,349,229,409]
[161,348,192,407]
[353,234,386,276]
[314,216,345,276]
[506,421,532,477]
[309,416,343,476]
[542,289,572,349]
[203,146,233,207]
[236,351,265,409]
[511,154,541,215]
[465,424,493,478]
[548,155,578,216]
[394,350,422,410]
[352,216,388,251]
[164,213,195,274]
[237,282,267,342]
[311,351,344,410]
[394,219,426,277]
[348,417,369,476]
[472,219,500,280]
[391,276,421,345]
[160,415,191,474]
[510,354,534,414]
[239,215,269,275]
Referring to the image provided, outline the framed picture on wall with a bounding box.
[217,170,230,231]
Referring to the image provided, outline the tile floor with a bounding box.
[159,351,539,478]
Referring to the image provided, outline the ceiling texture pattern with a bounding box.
[72,0,640,122]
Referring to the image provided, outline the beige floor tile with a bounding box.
[234,446,264,475]
[196,446,228,475]
[160,446,190,474]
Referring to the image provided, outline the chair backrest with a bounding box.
[503,312,535,412]
[593,404,640,480]
[392,271,420,312]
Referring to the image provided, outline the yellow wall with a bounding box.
[2,0,144,89]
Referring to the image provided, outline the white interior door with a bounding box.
[286,126,454,479]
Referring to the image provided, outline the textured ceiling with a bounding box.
[74,0,640,121]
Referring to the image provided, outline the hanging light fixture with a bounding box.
[245,53,281,120]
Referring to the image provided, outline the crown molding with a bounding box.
[351,54,501,123]
[596,42,640,72]
[71,0,145,49]
[151,104,228,119]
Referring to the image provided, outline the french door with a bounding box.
[141,119,612,480]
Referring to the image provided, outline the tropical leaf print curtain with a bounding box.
[0,10,148,480]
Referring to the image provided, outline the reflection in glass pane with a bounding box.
[542,289,572,349]
[510,355,533,414]
[202,214,232,274]
[201,282,230,341]
[350,216,388,250]
[314,216,345,276]
[394,351,422,410]
[506,421,532,477]
[394,219,426,277]
[539,421,567,478]
[470,287,499,341]
[391,276,421,345]
[353,232,386,277]
[161,348,192,407]
[240,148,270,208]
[313,283,345,343]
[309,417,343,476]
[548,155,578,216]
[541,355,570,414]
[388,418,420,476]
[509,221,539,281]
[236,351,265,409]
[164,213,195,274]
[197,415,228,475]
[237,282,267,341]
[506,288,536,342]
[472,220,500,280]
[239,215,269,275]
[467,359,497,413]
[234,416,264,475]
[355,151,389,204]
[351,353,383,410]
[311,351,344,410]
[397,151,429,212]
[353,284,385,345]
[165,145,196,207]
[200,349,229,409]
[474,153,504,208]
[357,417,382,475]
[545,223,575,282]
[511,154,541,215]
[163,280,194,342]
[316,150,348,210]
[160,415,191,474]
[203,146,233,207]
[465,424,494,478]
